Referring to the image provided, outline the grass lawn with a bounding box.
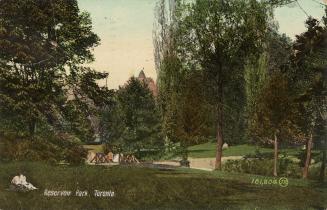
[0,162,326,210]
[188,143,303,158]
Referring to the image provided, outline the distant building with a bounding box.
[136,70,158,97]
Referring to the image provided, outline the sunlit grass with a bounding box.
[188,143,302,158]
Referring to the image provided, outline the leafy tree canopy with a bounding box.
[100,77,162,153]
[0,0,112,141]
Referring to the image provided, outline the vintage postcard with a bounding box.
[0,0,326,209]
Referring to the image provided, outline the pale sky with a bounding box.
[78,0,326,89]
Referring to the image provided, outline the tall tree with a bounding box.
[252,72,298,176]
[245,54,269,143]
[0,0,111,140]
[289,10,327,180]
[101,77,162,154]
[174,0,270,169]
[154,0,216,160]
[245,28,292,145]
[172,71,212,158]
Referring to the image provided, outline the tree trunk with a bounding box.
[303,133,313,179]
[29,119,36,137]
[273,132,278,176]
[215,120,223,170]
[214,101,224,170]
[320,147,326,182]
[181,139,188,161]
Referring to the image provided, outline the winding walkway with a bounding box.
[154,156,243,171]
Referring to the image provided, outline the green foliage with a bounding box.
[264,0,297,7]
[249,71,298,144]
[244,26,293,144]
[0,133,87,165]
[0,0,113,163]
[0,0,112,140]
[244,30,292,117]
[245,54,269,139]
[100,77,162,155]
[223,70,247,145]
[289,11,327,142]
[154,0,272,157]
[287,10,327,180]
[171,72,213,146]
[223,158,301,178]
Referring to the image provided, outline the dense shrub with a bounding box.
[223,157,302,178]
[243,148,274,159]
[103,144,122,154]
[0,133,87,165]
[64,145,88,165]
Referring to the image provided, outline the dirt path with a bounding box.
[154,156,243,171]
[188,156,243,171]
